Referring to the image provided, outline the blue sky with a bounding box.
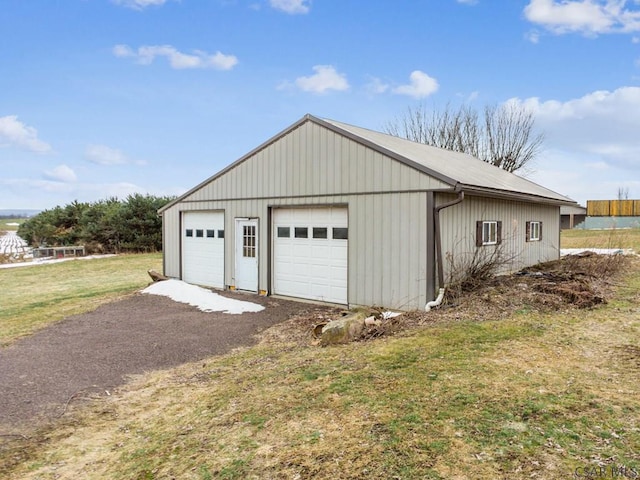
[1,0,639,210]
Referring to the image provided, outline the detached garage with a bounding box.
[160,114,576,310]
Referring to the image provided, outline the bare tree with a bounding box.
[617,186,630,200]
[385,103,544,173]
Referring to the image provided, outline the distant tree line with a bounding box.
[17,194,174,254]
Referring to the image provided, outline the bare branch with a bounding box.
[384,102,544,173]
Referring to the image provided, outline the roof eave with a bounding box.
[459,184,578,206]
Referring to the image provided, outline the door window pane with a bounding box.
[243,225,256,258]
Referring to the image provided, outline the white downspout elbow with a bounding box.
[425,287,445,312]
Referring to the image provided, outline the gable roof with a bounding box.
[160,114,575,213]
[317,116,575,205]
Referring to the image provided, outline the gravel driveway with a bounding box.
[0,291,327,435]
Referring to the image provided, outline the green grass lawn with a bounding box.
[0,218,23,232]
[3,261,638,479]
[561,227,640,252]
[0,253,162,346]
[1,233,639,479]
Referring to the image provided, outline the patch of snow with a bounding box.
[561,248,636,256]
[142,279,265,315]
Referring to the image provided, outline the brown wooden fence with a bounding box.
[587,200,640,216]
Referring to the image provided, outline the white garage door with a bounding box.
[273,207,348,304]
[182,211,225,289]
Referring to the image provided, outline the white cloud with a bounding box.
[526,29,541,43]
[85,144,129,166]
[293,65,349,94]
[392,70,439,99]
[270,0,310,14]
[524,0,640,36]
[113,44,238,70]
[514,87,640,164]
[112,0,169,10]
[43,164,77,183]
[508,86,640,203]
[365,76,389,94]
[0,115,52,154]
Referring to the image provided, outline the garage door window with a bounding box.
[243,225,256,258]
[206,229,215,238]
[295,227,308,238]
[186,229,193,237]
[332,227,348,240]
[196,229,204,238]
[277,227,290,238]
[218,230,224,238]
[313,227,328,239]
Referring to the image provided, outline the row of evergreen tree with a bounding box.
[17,194,174,254]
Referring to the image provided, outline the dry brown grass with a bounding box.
[562,227,640,252]
[1,253,639,479]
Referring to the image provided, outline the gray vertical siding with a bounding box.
[163,192,429,310]
[437,193,560,286]
[179,121,447,202]
[162,117,563,310]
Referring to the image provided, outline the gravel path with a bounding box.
[0,292,325,435]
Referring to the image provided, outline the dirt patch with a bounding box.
[0,291,336,437]
[259,254,633,346]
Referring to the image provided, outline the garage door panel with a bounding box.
[182,211,224,289]
[273,207,348,304]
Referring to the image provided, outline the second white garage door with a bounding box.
[273,207,348,304]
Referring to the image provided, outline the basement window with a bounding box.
[476,221,502,247]
[526,221,542,242]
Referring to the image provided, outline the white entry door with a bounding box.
[235,218,259,292]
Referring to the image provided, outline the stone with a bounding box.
[320,311,367,345]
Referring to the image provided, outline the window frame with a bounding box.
[476,220,502,247]
[526,221,542,242]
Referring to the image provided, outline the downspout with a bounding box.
[426,189,465,311]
